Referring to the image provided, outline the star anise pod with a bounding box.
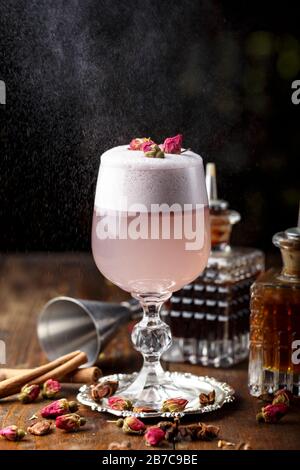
[157,421,174,431]
[199,390,216,406]
[163,418,181,448]
[179,422,219,441]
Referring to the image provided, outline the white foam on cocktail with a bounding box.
[95,145,208,211]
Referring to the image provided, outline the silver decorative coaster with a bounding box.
[77,372,235,419]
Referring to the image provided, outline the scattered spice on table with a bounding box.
[178,422,220,441]
[108,440,131,450]
[218,439,252,450]
[218,439,235,448]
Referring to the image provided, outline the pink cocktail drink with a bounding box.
[92,208,210,294]
[92,143,210,406]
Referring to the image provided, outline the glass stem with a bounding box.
[122,293,172,403]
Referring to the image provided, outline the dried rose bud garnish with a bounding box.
[42,379,61,399]
[107,396,133,411]
[256,403,289,424]
[161,397,188,413]
[91,380,118,401]
[272,389,293,407]
[161,134,182,154]
[122,416,146,435]
[55,413,86,432]
[0,425,26,441]
[18,383,40,403]
[40,398,78,418]
[144,426,166,446]
[27,420,52,436]
[129,138,153,151]
[143,142,165,159]
[199,389,216,406]
[133,406,156,413]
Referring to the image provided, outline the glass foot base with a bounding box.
[118,372,196,408]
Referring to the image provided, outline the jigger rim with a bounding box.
[37,295,101,367]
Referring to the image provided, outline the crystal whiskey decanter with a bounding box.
[163,164,264,367]
[249,214,300,396]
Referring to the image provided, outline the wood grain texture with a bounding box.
[0,253,299,450]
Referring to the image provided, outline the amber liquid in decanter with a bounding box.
[249,225,300,396]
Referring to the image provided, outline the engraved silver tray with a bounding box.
[77,372,235,419]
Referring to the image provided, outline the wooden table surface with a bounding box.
[0,253,299,450]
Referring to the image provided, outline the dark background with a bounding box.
[0,0,299,253]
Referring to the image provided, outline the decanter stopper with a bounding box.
[205,163,240,251]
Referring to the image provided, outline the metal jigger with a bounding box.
[37,296,141,367]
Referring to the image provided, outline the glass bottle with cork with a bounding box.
[249,205,300,396]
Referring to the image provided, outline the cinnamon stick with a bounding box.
[0,350,84,399]
[0,366,102,384]
[29,351,88,385]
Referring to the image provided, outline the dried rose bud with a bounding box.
[144,426,166,446]
[55,413,86,432]
[122,416,146,435]
[133,406,156,413]
[161,397,188,413]
[161,134,182,154]
[27,420,52,436]
[91,380,118,401]
[107,396,133,411]
[256,403,289,423]
[42,379,61,399]
[18,383,40,403]
[143,142,165,159]
[129,137,153,151]
[272,389,293,407]
[40,398,78,418]
[0,425,26,441]
[199,389,216,406]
